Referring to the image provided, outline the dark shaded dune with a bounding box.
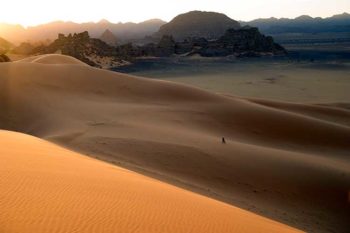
[1,62,349,156]
[317,102,350,111]
[247,98,350,127]
[0,56,349,233]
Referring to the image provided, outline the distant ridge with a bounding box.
[1,12,349,45]
[0,19,166,44]
[243,12,350,34]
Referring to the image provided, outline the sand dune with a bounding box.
[16,54,88,65]
[0,55,349,232]
[0,130,300,233]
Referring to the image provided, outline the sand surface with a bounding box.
[0,130,300,233]
[0,54,349,232]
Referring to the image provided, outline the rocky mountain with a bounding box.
[157,11,241,41]
[244,12,350,34]
[0,19,166,44]
[100,29,118,46]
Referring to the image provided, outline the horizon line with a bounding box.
[0,11,348,28]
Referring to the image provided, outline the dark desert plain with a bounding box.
[1,2,350,233]
[115,46,350,103]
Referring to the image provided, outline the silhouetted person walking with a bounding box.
[222,137,226,144]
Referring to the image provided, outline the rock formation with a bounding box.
[37,31,125,68]
[198,26,287,56]
[28,27,286,69]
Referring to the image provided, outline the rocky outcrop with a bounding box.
[197,26,287,56]
[156,35,176,56]
[175,37,209,54]
[27,27,286,69]
[0,54,10,62]
[140,27,286,57]
[157,11,241,41]
[36,31,124,68]
[138,35,176,57]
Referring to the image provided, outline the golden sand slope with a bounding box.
[0,130,300,233]
[0,55,349,232]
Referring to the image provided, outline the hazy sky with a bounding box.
[1,0,349,26]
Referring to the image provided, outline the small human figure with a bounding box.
[222,137,226,144]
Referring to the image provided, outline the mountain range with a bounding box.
[0,12,349,45]
[243,13,350,34]
[0,19,165,44]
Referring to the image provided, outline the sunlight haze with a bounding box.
[1,0,349,26]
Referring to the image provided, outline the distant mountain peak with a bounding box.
[99,29,117,46]
[141,18,166,24]
[295,15,313,20]
[331,12,350,19]
[98,19,111,24]
[158,10,241,41]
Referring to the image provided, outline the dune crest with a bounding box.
[17,54,88,65]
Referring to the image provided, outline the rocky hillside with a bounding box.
[157,11,241,41]
[245,13,350,34]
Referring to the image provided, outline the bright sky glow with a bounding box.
[1,0,349,26]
